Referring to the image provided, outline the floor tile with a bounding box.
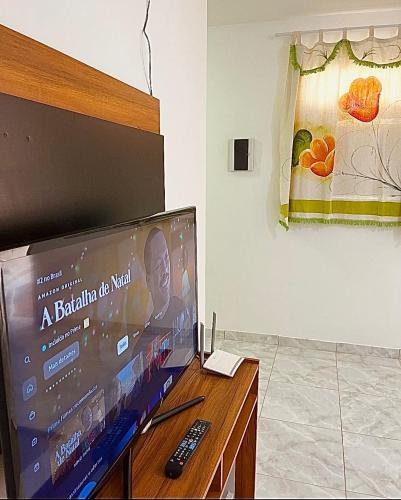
[225,330,278,345]
[220,340,277,358]
[279,336,336,352]
[256,474,346,498]
[257,418,345,490]
[337,343,399,359]
[343,432,401,498]
[337,353,401,369]
[341,391,401,440]
[259,360,273,380]
[205,328,225,340]
[271,353,338,390]
[262,382,341,430]
[220,340,276,380]
[258,363,275,380]
[346,492,384,499]
[278,346,336,361]
[258,379,269,416]
[205,336,223,352]
[337,362,401,399]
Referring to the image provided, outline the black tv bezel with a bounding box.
[0,206,199,499]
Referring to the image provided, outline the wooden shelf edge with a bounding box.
[205,488,223,500]
[221,393,257,492]
[130,359,259,499]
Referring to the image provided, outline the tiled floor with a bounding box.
[219,339,401,499]
[2,339,400,499]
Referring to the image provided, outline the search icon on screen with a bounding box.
[24,356,31,364]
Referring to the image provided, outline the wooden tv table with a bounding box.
[97,357,259,499]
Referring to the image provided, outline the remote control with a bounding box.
[165,419,211,479]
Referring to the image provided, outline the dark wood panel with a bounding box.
[0,23,160,134]
[0,92,164,250]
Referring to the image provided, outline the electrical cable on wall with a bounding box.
[142,0,153,96]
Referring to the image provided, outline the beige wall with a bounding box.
[207,9,401,347]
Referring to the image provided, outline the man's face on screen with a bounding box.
[147,231,171,318]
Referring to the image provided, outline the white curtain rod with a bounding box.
[275,23,400,37]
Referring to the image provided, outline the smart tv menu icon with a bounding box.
[22,453,48,499]
[22,376,38,401]
[17,421,43,473]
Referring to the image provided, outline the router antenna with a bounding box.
[200,323,205,367]
[211,312,217,354]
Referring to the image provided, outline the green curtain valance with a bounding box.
[290,38,401,76]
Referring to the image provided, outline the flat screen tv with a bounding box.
[0,207,198,499]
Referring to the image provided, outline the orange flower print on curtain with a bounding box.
[299,135,335,177]
[280,36,401,229]
[339,76,382,122]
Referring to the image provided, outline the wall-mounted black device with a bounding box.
[229,138,254,171]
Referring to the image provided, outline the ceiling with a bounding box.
[208,0,401,26]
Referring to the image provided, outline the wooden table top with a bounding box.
[132,357,259,498]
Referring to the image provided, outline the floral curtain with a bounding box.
[279,33,401,229]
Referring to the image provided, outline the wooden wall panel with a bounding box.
[0,22,162,498]
[0,92,164,250]
[0,23,160,134]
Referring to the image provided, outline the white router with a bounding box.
[200,312,243,378]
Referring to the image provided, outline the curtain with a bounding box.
[279,33,401,229]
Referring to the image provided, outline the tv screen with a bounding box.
[0,207,198,499]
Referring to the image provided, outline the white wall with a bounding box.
[0,0,207,319]
[207,9,401,348]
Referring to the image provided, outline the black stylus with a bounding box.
[141,396,206,434]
